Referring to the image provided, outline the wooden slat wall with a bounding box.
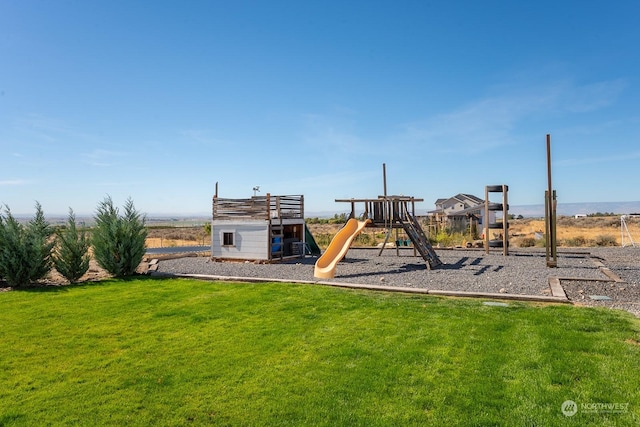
[269,195,304,219]
[213,194,304,220]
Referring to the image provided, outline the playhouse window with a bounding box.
[222,232,234,246]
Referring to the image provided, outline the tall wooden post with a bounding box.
[382,162,390,234]
[502,184,509,256]
[546,134,558,267]
[484,186,490,255]
[382,163,387,198]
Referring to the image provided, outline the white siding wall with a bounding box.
[211,220,269,260]
[478,210,497,226]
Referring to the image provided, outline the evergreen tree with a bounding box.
[0,203,53,287]
[53,209,90,283]
[28,202,55,281]
[92,196,147,277]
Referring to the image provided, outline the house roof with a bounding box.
[430,193,489,215]
[459,193,484,204]
[435,193,484,207]
[430,203,503,217]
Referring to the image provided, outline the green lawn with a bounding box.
[0,278,638,426]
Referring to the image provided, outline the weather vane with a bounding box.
[252,186,260,196]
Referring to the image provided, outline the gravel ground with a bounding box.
[155,246,640,317]
[561,247,640,317]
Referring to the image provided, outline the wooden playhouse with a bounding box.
[211,193,310,262]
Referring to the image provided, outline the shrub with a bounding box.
[305,217,327,225]
[325,213,350,225]
[52,209,90,283]
[564,235,589,247]
[518,237,536,248]
[594,234,618,247]
[314,233,333,249]
[0,203,54,287]
[468,221,479,240]
[431,231,466,248]
[92,197,147,277]
[557,216,576,227]
[354,232,376,246]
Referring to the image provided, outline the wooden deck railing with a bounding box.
[213,194,304,220]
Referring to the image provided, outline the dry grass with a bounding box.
[511,216,640,247]
[309,216,640,248]
[147,216,640,250]
[145,226,210,248]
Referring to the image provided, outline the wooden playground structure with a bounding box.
[335,195,442,269]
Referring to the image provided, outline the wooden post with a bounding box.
[266,193,271,220]
[212,182,218,220]
[411,198,418,257]
[545,190,550,261]
[503,184,509,256]
[383,163,387,198]
[484,186,489,254]
[546,135,557,267]
[552,190,558,260]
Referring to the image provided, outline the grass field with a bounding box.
[1,278,639,426]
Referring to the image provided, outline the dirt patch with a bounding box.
[0,257,155,289]
[45,258,113,285]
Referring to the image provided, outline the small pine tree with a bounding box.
[29,202,55,281]
[92,196,147,277]
[0,203,53,287]
[53,209,90,283]
[29,202,53,239]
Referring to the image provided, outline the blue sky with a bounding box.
[2,1,639,217]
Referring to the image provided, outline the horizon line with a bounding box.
[6,200,640,219]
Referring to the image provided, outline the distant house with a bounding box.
[211,194,308,262]
[428,193,497,234]
[434,194,484,216]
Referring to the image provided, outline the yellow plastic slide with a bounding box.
[314,218,371,279]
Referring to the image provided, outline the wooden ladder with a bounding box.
[270,224,284,260]
[400,214,442,270]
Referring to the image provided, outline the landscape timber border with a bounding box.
[150,268,571,305]
[547,255,625,299]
